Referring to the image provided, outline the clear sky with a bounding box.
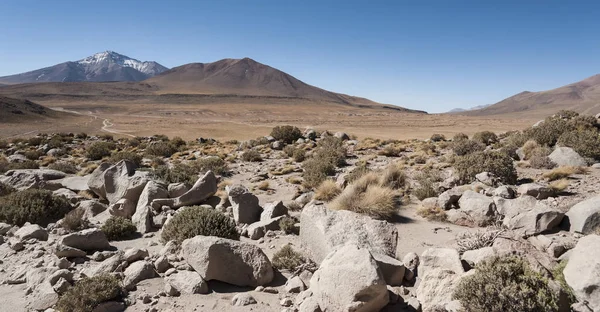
[1,0,599,113]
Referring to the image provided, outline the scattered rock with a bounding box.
[231,293,257,306]
[14,223,48,241]
[227,184,262,224]
[563,235,600,311]
[58,228,110,251]
[133,181,167,233]
[261,201,288,221]
[549,147,587,167]
[151,171,217,209]
[123,261,157,290]
[517,183,554,200]
[247,216,284,240]
[565,195,600,234]
[457,190,496,226]
[165,270,209,294]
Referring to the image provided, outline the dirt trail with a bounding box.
[52,107,136,138]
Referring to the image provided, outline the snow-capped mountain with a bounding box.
[0,51,168,84]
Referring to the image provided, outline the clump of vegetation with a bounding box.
[452,139,485,156]
[24,150,44,160]
[528,146,555,169]
[272,244,306,271]
[55,274,124,312]
[456,227,504,253]
[453,133,469,141]
[430,133,446,142]
[302,137,347,188]
[552,260,576,305]
[0,189,71,226]
[192,156,228,175]
[548,179,570,194]
[0,181,15,197]
[543,166,587,181]
[61,208,90,232]
[472,131,498,145]
[453,256,558,312]
[379,145,403,157]
[242,149,262,162]
[0,158,39,173]
[27,137,44,146]
[101,216,137,241]
[412,169,441,200]
[292,148,306,162]
[279,216,299,235]
[256,180,270,191]
[145,141,179,158]
[380,164,406,189]
[330,173,398,220]
[161,206,239,243]
[557,129,600,160]
[98,134,114,141]
[109,151,142,167]
[314,179,342,201]
[271,125,303,144]
[454,151,517,185]
[346,163,371,183]
[86,142,116,160]
[416,205,446,222]
[48,161,78,174]
[150,163,198,185]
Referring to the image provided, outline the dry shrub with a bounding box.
[453,133,469,141]
[330,173,397,220]
[272,244,307,271]
[151,163,198,186]
[145,141,179,158]
[379,164,406,189]
[270,165,295,175]
[192,156,228,175]
[101,216,137,241]
[379,145,403,157]
[452,139,485,156]
[24,149,44,160]
[314,179,341,201]
[0,189,71,226]
[55,274,123,312]
[257,181,270,191]
[453,256,558,312]
[472,131,498,145]
[528,146,555,169]
[0,158,39,173]
[521,140,540,159]
[161,206,239,243]
[456,227,504,253]
[0,181,15,197]
[454,151,517,185]
[412,169,441,200]
[279,216,299,234]
[543,166,587,181]
[86,142,116,160]
[48,161,78,174]
[271,125,302,144]
[286,176,303,185]
[242,149,262,162]
[430,133,446,142]
[548,179,570,193]
[109,151,142,167]
[61,208,91,232]
[346,163,371,183]
[416,206,447,222]
[302,137,346,189]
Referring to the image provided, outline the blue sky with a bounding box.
[1,0,599,113]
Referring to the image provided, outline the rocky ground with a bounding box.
[0,115,599,312]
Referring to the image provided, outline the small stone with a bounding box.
[280,298,293,307]
[232,293,257,306]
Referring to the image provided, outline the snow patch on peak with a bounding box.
[77,51,167,75]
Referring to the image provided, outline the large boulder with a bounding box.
[563,235,600,311]
[151,171,217,209]
[494,195,537,221]
[310,244,388,312]
[78,199,108,219]
[517,183,554,200]
[261,201,288,221]
[132,181,167,233]
[504,204,564,235]
[0,169,66,190]
[418,248,465,277]
[181,236,274,287]
[549,147,587,167]
[227,184,262,224]
[300,203,398,263]
[457,190,496,226]
[87,162,112,199]
[123,260,157,290]
[88,160,148,209]
[15,224,48,241]
[565,196,600,234]
[437,187,464,210]
[57,228,110,252]
[416,268,463,311]
[55,175,91,192]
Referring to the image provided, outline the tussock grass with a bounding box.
[543,166,588,181]
[314,179,341,201]
[330,173,398,220]
[416,206,447,222]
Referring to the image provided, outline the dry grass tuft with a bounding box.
[257,181,270,191]
[416,206,447,222]
[543,166,588,181]
[314,179,342,201]
[549,179,570,193]
[330,173,398,220]
[379,163,407,189]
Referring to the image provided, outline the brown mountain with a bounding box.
[0,96,73,122]
[466,74,600,117]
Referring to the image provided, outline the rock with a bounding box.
[154,256,170,273]
[402,252,419,281]
[261,201,288,221]
[457,190,496,226]
[565,195,600,234]
[0,169,66,190]
[333,132,350,141]
[14,223,48,241]
[475,172,497,186]
[133,181,167,233]
[300,203,398,263]
[53,188,82,204]
[516,147,526,161]
[504,205,564,235]
[58,175,91,192]
[437,187,464,210]
[420,197,438,210]
[182,236,274,287]
[416,268,463,312]
[494,195,538,221]
[86,251,126,276]
[8,153,28,162]
[247,216,284,240]
[517,183,554,200]
[92,301,125,312]
[231,293,257,306]
[151,171,217,209]
[167,182,189,198]
[78,200,108,219]
[123,261,157,290]
[87,162,112,199]
[305,129,317,140]
[48,269,73,286]
[54,244,87,258]
[271,141,283,150]
[53,277,71,295]
[461,247,497,267]
[55,257,72,269]
[58,228,110,251]
[0,222,12,235]
[102,160,148,206]
[165,270,209,294]
[563,235,600,311]
[108,198,136,218]
[418,248,464,277]
[227,184,262,224]
[310,244,389,312]
[28,282,59,311]
[123,248,149,263]
[372,253,405,286]
[493,185,515,199]
[285,276,306,293]
[295,192,314,206]
[549,147,587,167]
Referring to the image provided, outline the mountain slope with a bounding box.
[467,74,600,117]
[0,51,168,84]
[0,96,72,122]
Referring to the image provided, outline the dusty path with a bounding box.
[53,107,136,138]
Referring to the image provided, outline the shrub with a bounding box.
[101,216,137,241]
[472,131,498,145]
[150,163,198,185]
[27,137,44,146]
[0,189,71,226]
[271,125,302,144]
[292,148,306,162]
[126,137,141,147]
[86,142,116,160]
[145,141,178,158]
[453,133,469,141]
[314,179,341,201]
[412,170,441,200]
[379,164,406,189]
[430,133,446,142]
[170,136,186,147]
[315,136,347,167]
[0,159,39,173]
[302,137,347,188]
[379,145,402,157]
[452,256,558,312]
[521,140,540,160]
[55,274,123,312]
[257,181,270,191]
[416,206,447,222]
[452,139,485,156]
[279,216,298,234]
[161,206,239,243]
[456,227,504,253]
[192,156,228,175]
[525,116,571,146]
[272,244,306,271]
[0,140,7,149]
[62,208,90,232]
[346,163,371,183]
[543,166,587,181]
[552,261,576,304]
[330,174,397,220]
[302,157,336,189]
[0,181,15,197]
[109,151,142,167]
[24,149,44,160]
[98,134,114,141]
[242,150,262,162]
[48,161,78,174]
[283,145,298,157]
[528,146,555,169]
[549,179,570,194]
[557,129,600,160]
[454,151,517,185]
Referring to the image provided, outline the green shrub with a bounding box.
[192,156,228,175]
[283,145,299,157]
[557,129,600,160]
[27,137,44,146]
[453,256,558,312]
[412,171,439,200]
[109,151,142,167]
[0,159,40,174]
[525,116,571,146]
[55,274,123,312]
[279,216,299,235]
[150,163,198,185]
[272,244,306,271]
[161,206,239,243]
[170,136,186,147]
[552,260,576,304]
[315,136,347,167]
[48,161,78,174]
[98,134,114,141]
[430,133,446,142]
[0,189,71,226]
[101,216,137,241]
[454,151,517,185]
[242,150,262,162]
[24,150,44,160]
[302,157,336,188]
[528,147,555,169]
[452,139,485,156]
[145,141,178,158]
[302,137,347,188]
[86,142,116,160]
[62,208,90,232]
[453,133,469,141]
[292,149,306,162]
[472,131,498,145]
[47,135,66,149]
[271,125,302,144]
[0,181,15,197]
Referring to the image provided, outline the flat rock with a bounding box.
[549,147,587,167]
[58,228,110,251]
[565,195,600,234]
[165,270,209,294]
[563,235,600,311]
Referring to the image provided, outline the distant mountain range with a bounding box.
[447,104,492,113]
[0,51,168,84]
